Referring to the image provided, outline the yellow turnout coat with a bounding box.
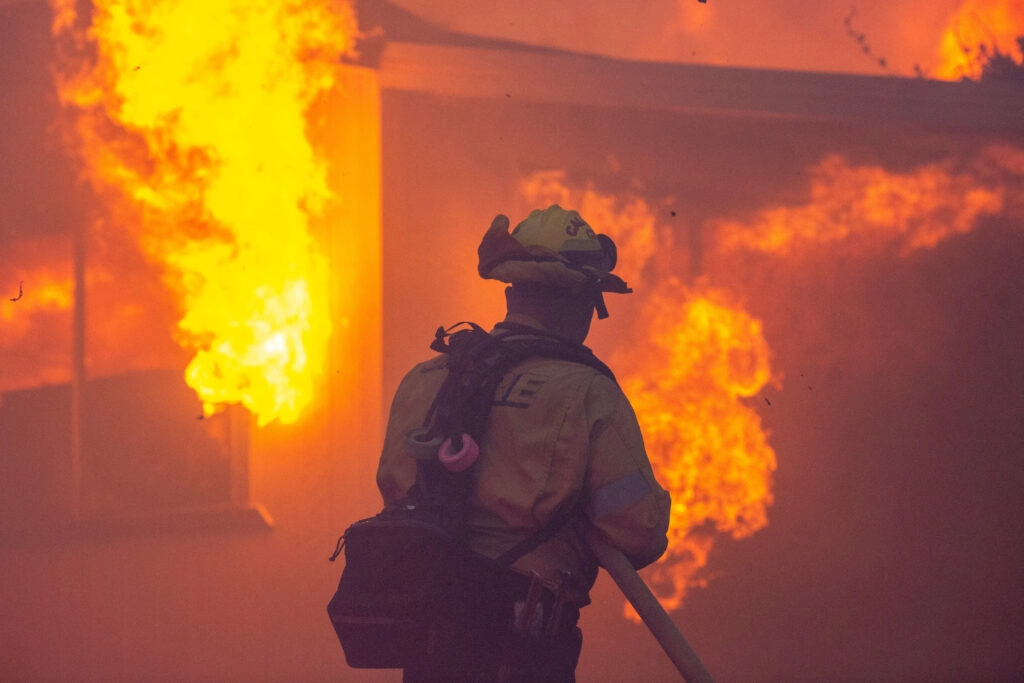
[376,319,671,605]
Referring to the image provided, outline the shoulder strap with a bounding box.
[492,499,584,567]
[492,321,617,383]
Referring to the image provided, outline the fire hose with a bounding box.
[584,527,715,683]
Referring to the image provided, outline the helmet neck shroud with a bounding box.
[503,283,597,345]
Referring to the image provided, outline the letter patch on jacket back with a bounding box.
[494,373,547,409]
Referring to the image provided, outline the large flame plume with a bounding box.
[621,281,776,614]
[934,0,1024,80]
[520,172,777,614]
[713,146,1024,258]
[49,0,357,426]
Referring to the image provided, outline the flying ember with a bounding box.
[49,0,357,426]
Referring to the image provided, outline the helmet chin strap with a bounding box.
[594,291,609,319]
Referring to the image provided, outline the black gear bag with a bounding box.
[326,502,465,668]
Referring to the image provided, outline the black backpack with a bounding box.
[326,322,614,669]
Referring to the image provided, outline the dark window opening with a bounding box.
[0,368,270,542]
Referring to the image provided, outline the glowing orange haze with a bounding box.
[49,0,356,426]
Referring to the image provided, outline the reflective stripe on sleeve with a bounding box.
[590,471,651,520]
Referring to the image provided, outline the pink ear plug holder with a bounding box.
[438,434,479,472]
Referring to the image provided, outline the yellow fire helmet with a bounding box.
[477,205,631,317]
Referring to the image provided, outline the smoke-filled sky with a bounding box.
[391,0,1019,78]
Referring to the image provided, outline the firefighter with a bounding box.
[376,205,671,682]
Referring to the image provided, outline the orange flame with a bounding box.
[0,236,75,391]
[713,148,1023,258]
[1,231,190,392]
[934,0,1024,80]
[622,281,776,614]
[49,0,357,426]
[520,172,777,614]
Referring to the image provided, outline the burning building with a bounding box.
[1,0,1022,681]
